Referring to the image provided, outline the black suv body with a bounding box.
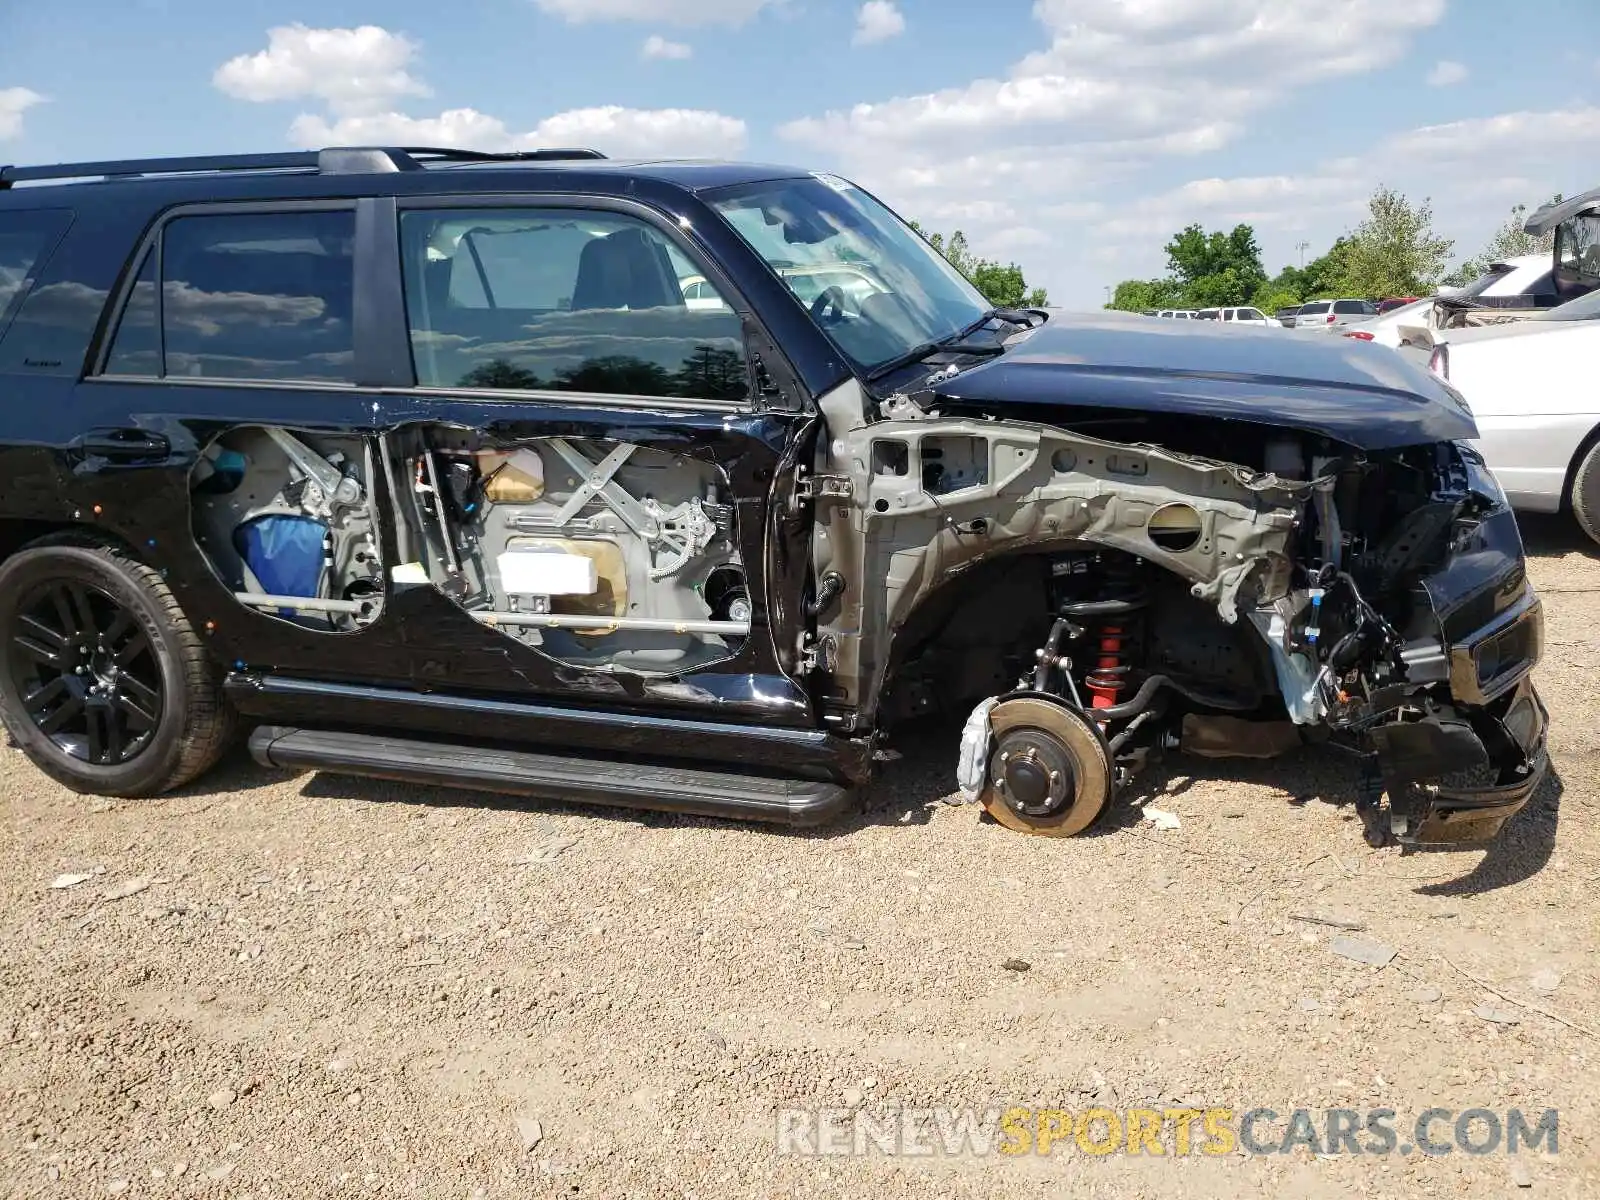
[0,147,1548,849]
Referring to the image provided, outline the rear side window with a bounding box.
[0,209,72,335]
[103,209,356,383]
[399,207,747,402]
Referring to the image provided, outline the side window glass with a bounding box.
[0,211,71,327]
[104,250,159,376]
[107,210,356,383]
[400,208,748,402]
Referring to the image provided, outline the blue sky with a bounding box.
[3,0,1597,306]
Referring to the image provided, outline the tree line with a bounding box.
[912,223,1049,309]
[1104,186,1560,314]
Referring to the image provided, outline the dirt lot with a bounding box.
[3,517,1598,1200]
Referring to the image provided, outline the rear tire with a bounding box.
[0,538,234,797]
[1571,439,1600,548]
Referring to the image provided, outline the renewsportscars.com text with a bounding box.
[775,1105,1559,1158]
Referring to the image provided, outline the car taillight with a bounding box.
[1343,330,1374,341]
[1325,313,1336,323]
[1428,343,1449,379]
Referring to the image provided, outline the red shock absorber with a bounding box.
[1085,623,1131,709]
[1059,554,1146,713]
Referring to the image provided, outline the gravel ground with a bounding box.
[3,515,1599,1200]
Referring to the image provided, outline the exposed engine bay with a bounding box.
[191,425,749,671]
[813,382,1548,849]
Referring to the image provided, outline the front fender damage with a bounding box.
[811,380,1548,849]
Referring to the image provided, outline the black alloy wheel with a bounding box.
[8,578,163,765]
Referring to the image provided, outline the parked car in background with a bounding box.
[1418,286,1600,545]
[1294,298,1380,329]
[1376,296,1419,314]
[1221,306,1274,327]
[1274,305,1301,328]
[1155,309,1198,319]
[1338,298,1436,348]
[1196,306,1277,327]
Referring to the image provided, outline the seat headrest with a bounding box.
[570,227,683,311]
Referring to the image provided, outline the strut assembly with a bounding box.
[974,551,1166,836]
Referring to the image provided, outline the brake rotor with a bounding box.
[977,695,1113,837]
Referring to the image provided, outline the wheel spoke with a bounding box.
[65,585,99,640]
[18,612,69,649]
[37,693,85,736]
[112,630,150,667]
[11,633,65,669]
[114,690,157,731]
[23,676,69,709]
[47,587,82,642]
[83,704,112,763]
[101,608,135,652]
[98,707,125,763]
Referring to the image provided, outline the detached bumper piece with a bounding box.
[249,726,854,826]
[1370,675,1549,846]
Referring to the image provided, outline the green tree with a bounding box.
[1162,223,1268,307]
[1446,194,1562,285]
[1336,185,1454,298]
[1251,285,1303,316]
[1106,277,1184,311]
[911,223,1049,308]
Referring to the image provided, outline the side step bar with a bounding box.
[248,726,855,827]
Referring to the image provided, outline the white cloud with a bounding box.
[642,34,693,59]
[0,87,43,140]
[290,105,746,159]
[779,0,1452,306]
[1426,59,1468,86]
[533,0,773,25]
[213,24,430,115]
[219,24,745,160]
[853,0,905,45]
[1083,107,1600,293]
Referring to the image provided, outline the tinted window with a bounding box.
[104,249,158,376]
[401,208,747,402]
[104,210,356,382]
[1333,300,1366,314]
[0,209,72,336]
[1299,301,1331,316]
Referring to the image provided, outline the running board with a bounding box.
[247,726,854,826]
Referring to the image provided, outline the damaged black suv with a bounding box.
[0,146,1548,848]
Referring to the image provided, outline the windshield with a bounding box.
[707,175,991,371]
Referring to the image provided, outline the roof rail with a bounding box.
[1,151,322,188]
[0,145,608,189]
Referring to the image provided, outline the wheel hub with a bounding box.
[995,731,1076,817]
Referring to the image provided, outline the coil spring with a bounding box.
[1060,557,1148,710]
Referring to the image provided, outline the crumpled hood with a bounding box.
[931,309,1479,451]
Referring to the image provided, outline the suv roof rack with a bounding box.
[0,145,608,189]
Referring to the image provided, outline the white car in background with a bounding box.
[1420,286,1600,545]
[1336,255,1563,349]
[1195,306,1277,327]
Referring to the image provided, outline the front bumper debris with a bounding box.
[1370,646,1549,848]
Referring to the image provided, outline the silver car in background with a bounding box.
[1294,298,1380,329]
